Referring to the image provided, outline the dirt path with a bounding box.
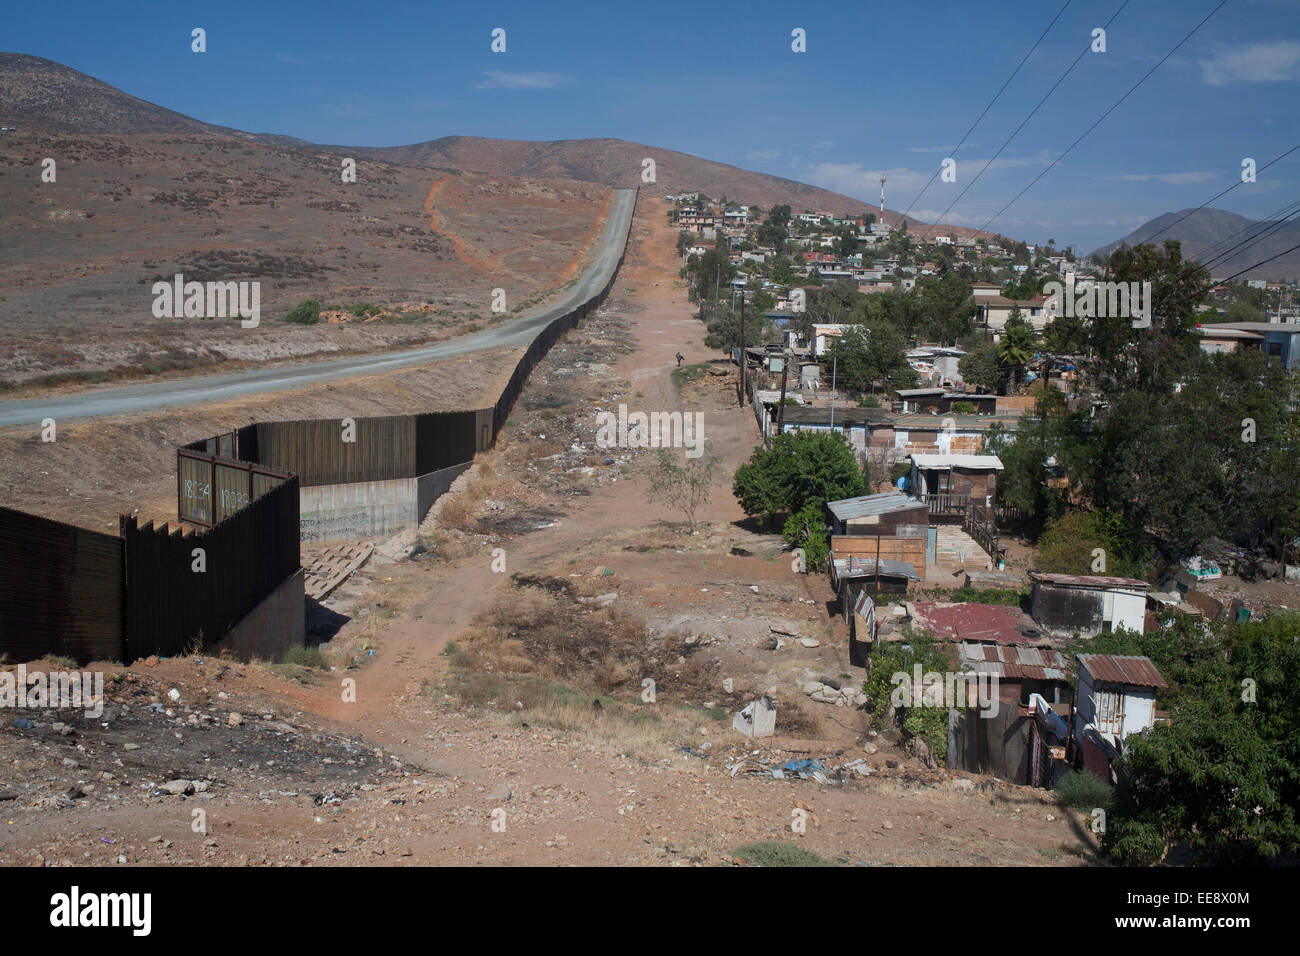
[294,197,745,739]
[422,175,492,275]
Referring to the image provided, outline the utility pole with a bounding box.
[776,349,790,435]
[738,292,747,407]
[829,351,837,429]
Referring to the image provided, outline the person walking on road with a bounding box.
[675,351,684,367]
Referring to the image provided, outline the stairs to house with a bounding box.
[932,526,988,572]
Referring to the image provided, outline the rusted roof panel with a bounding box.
[911,602,1047,646]
[1077,653,1167,688]
[1029,571,1149,590]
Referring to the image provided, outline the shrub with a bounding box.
[284,298,322,324]
[858,395,882,408]
[950,400,976,414]
[733,841,833,867]
[783,503,830,570]
[281,645,328,669]
[1053,768,1113,810]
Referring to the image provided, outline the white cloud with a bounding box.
[911,208,984,227]
[1199,41,1300,86]
[474,71,566,90]
[1095,171,1216,185]
[798,152,1055,204]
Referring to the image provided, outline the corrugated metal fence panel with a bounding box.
[253,416,416,487]
[214,461,252,523]
[251,470,279,500]
[414,410,477,475]
[123,475,300,660]
[0,507,125,663]
[178,453,213,526]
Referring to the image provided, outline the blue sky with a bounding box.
[7,0,1300,250]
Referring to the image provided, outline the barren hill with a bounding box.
[1090,207,1300,282]
[358,135,1000,239]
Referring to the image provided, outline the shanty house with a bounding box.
[907,453,1002,513]
[825,491,927,536]
[1074,654,1167,779]
[957,642,1070,706]
[1029,572,1149,637]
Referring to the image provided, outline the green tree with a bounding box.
[732,430,866,528]
[996,310,1034,391]
[984,388,1074,534]
[1105,613,1300,865]
[1035,508,1152,578]
[692,245,734,307]
[783,504,830,570]
[958,343,1003,391]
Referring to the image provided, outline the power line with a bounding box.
[1194,197,1300,263]
[1137,143,1300,245]
[899,0,1074,224]
[921,0,1133,239]
[1202,206,1300,271]
[1218,240,1300,283]
[975,0,1231,237]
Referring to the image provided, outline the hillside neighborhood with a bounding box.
[668,190,1300,864]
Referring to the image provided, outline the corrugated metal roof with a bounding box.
[909,453,1004,470]
[830,556,921,581]
[826,491,920,521]
[896,388,946,397]
[910,601,1047,646]
[1077,654,1167,688]
[958,642,1068,680]
[1030,571,1149,590]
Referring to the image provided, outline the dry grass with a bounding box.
[432,459,500,533]
[431,578,744,758]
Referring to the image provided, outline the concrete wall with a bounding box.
[300,476,420,542]
[300,463,473,542]
[417,463,472,519]
[212,568,304,662]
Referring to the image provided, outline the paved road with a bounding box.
[0,189,638,428]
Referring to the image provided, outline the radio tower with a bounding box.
[879,175,887,228]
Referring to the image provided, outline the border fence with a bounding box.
[1,188,635,664]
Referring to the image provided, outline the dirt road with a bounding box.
[0,190,636,428]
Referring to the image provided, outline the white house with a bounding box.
[1074,653,1167,753]
[809,323,854,357]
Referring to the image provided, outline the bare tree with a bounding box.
[643,445,723,533]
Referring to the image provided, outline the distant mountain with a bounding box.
[0,53,309,144]
[355,135,1004,240]
[1,52,219,135]
[1091,208,1300,282]
[0,52,1003,239]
